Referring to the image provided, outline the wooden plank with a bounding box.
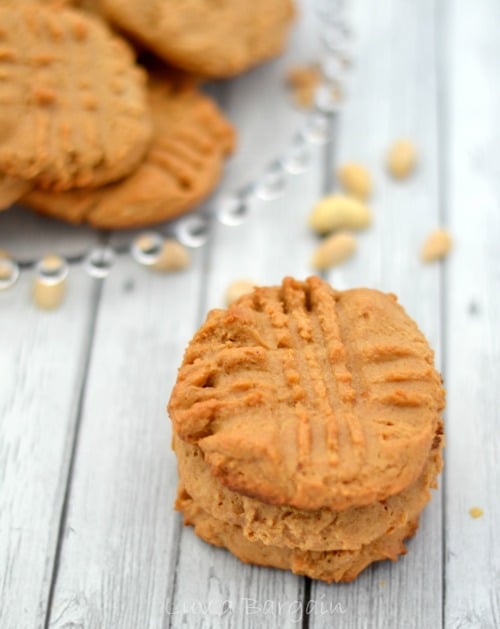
[46,253,205,628]
[310,0,444,627]
[170,3,326,626]
[444,0,500,626]
[0,265,97,629]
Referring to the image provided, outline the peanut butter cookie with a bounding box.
[0,5,152,193]
[174,425,443,552]
[169,276,445,512]
[22,72,235,228]
[176,484,421,583]
[99,0,295,78]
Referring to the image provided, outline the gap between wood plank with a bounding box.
[43,278,104,629]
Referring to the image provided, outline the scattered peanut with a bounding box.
[469,507,484,519]
[226,280,255,306]
[0,250,12,283]
[337,162,372,200]
[311,232,357,270]
[286,63,321,110]
[387,139,417,179]
[421,228,452,262]
[151,239,190,272]
[33,254,67,310]
[309,194,371,234]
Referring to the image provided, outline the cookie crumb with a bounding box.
[469,507,484,519]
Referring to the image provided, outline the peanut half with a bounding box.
[286,63,321,110]
[387,139,417,179]
[337,162,372,200]
[421,228,453,262]
[309,194,371,234]
[152,239,190,272]
[33,254,67,310]
[226,280,255,306]
[311,232,357,270]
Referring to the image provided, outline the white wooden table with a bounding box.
[1,1,498,628]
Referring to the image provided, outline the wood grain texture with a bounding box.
[46,254,205,629]
[0,269,97,629]
[170,4,324,625]
[310,0,444,627]
[443,0,500,626]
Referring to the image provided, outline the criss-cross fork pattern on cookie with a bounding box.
[22,74,235,228]
[169,277,445,511]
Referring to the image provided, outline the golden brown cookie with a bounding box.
[0,175,32,211]
[21,72,235,228]
[99,0,295,78]
[173,423,443,551]
[169,276,445,512]
[0,5,152,192]
[176,484,420,583]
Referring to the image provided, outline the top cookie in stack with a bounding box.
[169,276,445,582]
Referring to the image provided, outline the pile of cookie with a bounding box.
[0,0,295,228]
[169,276,445,582]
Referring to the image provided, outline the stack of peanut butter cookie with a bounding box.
[1,1,295,228]
[168,276,445,582]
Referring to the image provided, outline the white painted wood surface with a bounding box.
[0,0,498,628]
[311,1,444,627]
[444,1,500,627]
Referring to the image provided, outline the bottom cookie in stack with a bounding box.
[173,426,443,583]
[168,277,446,582]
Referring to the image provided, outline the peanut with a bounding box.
[337,162,372,200]
[311,232,357,270]
[151,239,190,272]
[421,228,452,262]
[226,280,255,306]
[286,64,321,110]
[33,254,67,310]
[387,139,417,179]
[309,194,371,234]
[0,250,12,284]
